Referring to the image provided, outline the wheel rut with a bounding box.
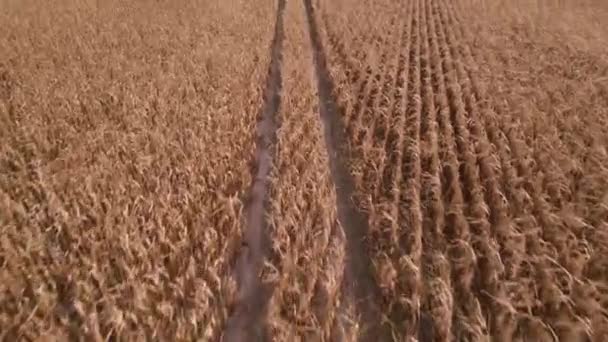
[302,0,391,340]
[223,0,286,340]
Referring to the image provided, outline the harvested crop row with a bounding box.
[417,0,463,340]
[380,1,436,339]
[0,0,275,339]
[347,18,402,154]
[371,0,423,339]
[316,0,386,91]
[357,0,424,338]
[263,0,345,339]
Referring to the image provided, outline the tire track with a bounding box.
[264,0,346,337]
[223,0,286,340]
[302,0,390,340]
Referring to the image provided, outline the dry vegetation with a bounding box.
[2,0,608,340]
[265,0,345,339]
[0,0,275,339]
[316,0,608,340]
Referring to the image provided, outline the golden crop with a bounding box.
[1,0,607,340]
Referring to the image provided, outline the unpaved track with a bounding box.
[223,0,286,340]
[302,0,391,340]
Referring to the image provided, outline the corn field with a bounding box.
[1,0,608,340]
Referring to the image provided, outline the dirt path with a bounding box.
[302,0,392,341]
[222,0,286,340]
